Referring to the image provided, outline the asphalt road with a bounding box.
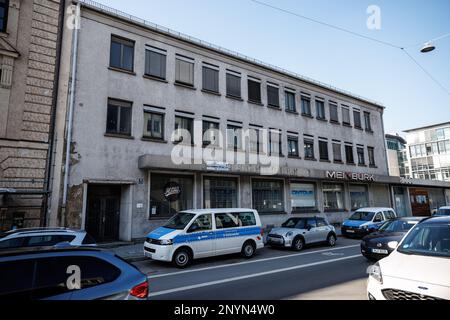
[133,237,373,300]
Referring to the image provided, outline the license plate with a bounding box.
[346,229,355,233]
[372,248,388,254]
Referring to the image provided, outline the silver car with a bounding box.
[267,217,337,251]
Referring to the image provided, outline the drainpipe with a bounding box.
[62,3,81,220]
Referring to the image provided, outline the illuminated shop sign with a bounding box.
[326,171,375,182]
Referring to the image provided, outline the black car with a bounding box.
[0,246,149,300]
[360,216,427,261]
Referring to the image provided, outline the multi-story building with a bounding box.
[0,0,64,231]
[386,134,409,178]
[48,0,398,242]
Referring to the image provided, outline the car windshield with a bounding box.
[164,212,195,230]
[281,218,301,228]
[349,211,375,221]
[436,208,450,216]
[398,223,450,258]
[378,220,418,233]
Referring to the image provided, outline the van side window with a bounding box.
[188,214,212,233]
[215,213,240,229]
[237,212,256,226]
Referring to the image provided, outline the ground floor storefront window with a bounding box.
[349,184,368,210]
[203,176,238,208]
[252,179,284,213]
[290,182,316,213]
[149,173,194,218]
[323,183,344,211]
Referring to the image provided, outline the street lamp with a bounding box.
[420,33,450,53]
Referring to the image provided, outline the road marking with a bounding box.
[147,244,360,279]
[148,254,362,297]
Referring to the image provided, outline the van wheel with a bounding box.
[292,237,304,251]
[173,248,191,268]
[241,241,256,258]
[327,234,337,247]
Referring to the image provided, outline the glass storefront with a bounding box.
[393,186,408,217]
[252,179,284,213]
[203,176,238,208]
[290,182,316,212]
[349,184,369,210]
[149,173,194,218]
[323,183,344,211]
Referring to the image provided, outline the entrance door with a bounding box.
[409,188,431,217]
[86,185,121,242]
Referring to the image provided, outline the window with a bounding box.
[174,116,193,144]
[269,130,282,156]
[202,65,219,93]
[248,79,261,103]
[188,214,212,232]
[319,140,329,161]
[0,237,26,249]
[145,48,166,79]
[345,145,354,164]
[357,147,365,165]
[110,35,134,72]
[0,0,9,33]
[368,147,376,166]
[353,110,362,128]
[349,185,368,210]
[227,125,242,150]
[202,120,219,146]
[287,136,299,157]
[204,177,238,208]
[175,56,194,86]
[106,99,132,136]
[0,259,35,300]
[301,96,311,116]
[249,128,262,154]
[332,142,342,162]
[342,107,351,125]
[143,111,164,139]
[364,112,372,131]
[329,103,339,122]
[267,85,280,107]
[285,91,296,112]
[316,100,325,119]
[306,218,317,228]
[27,235,76,247]
[252,180,284,213]
[323,183,344,211]
[291,183,316,212]
[226,72,241,98]
[304,139,315,159]
[215,212,256,229]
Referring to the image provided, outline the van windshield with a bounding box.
[349,211,375,221]
[164,212,195,230]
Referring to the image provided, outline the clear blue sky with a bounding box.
[94,0,450,136]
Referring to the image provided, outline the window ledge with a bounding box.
[141,137,167,143]
[358,164,367,167]
[316,117,327,122]
[267,105,282,111]
[304,157,317,161]
[108,66,136,75]
[174,82,196,90]
[104,133,134,140]
[226,95,243,101]
[291,209,320,214]
[365,129,374,134]
[343,123,352,127]
[354,126,364,131]
[143,74,168,83]
[288,155,301,159]
[329,120,341,125]
[248,100,264,107]
[286,110,299,115]
[301,113,314,118]
[172,141,195,146]
[258,211,288,215]
[346,162,356,166]
[333,160,343,164]
[320,159,331,163]
[201,89,221,96]
[369,165,377,168]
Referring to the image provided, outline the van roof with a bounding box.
[355,207,394,212]
[180,208,257,214]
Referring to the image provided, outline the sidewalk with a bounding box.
[101,226,343,262]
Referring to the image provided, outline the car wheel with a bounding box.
[173,249,191,268]
[292,237,304,251]
[241,241,256,258]
[327,234,337,247]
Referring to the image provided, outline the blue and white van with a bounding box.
[143,209,264,268]
[341,207,397,238]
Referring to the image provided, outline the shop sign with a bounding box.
[163,181,182,202]
[205,161,231,172]
[326,171,375,182]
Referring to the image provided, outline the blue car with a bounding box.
[341,207,397,238]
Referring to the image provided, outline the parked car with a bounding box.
[144,209,264,268]
[341,208,397,238]
[367,216,450,300]
[267,217,337,251]
[0,246,148,300]
[434,206,450,216]
[360,216,426,260]
[0,228,96,250]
